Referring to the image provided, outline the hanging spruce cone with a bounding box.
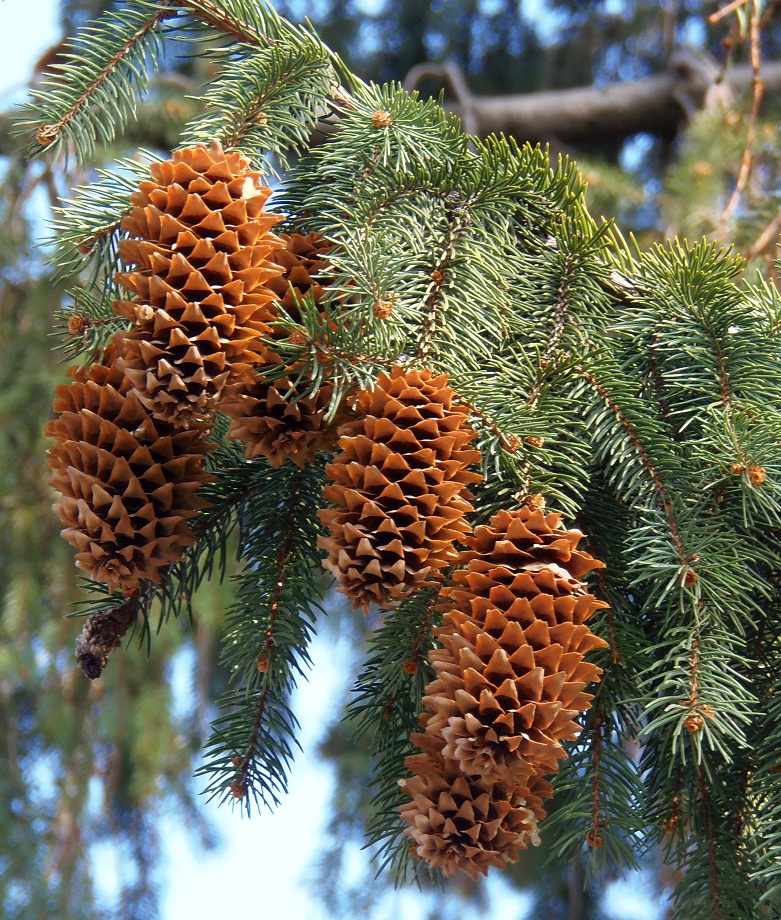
[45,344,213,593]
[222,373,347,468]
[221,232,346,467]
[114,140,284,427]
[399,732,543,879]
[265,231,333,316]
[421,506,609,785]
[318,365,481,610]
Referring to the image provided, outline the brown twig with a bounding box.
[720,4,765,228]
[748,209,781,258]
[172,0,268,45]
[709,0,752,25]
[590,707,604,847]
[231,469,305,798]
[576,366,688,565]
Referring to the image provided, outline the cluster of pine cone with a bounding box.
[47,141,345,591]
[46,140,609,880]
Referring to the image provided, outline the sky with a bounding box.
[0,1,668,917]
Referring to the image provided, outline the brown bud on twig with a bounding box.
[371,110,392,128]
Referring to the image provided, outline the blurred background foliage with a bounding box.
[3,1,781,917]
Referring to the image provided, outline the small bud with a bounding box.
[256,112,268,127]
[374,298,394,320]
[37,123,58,146]
[68,314,90,336]
[700,704,716,720]
[257,657,269,672]
[729,462,746,475]
[371,110,392,128]
[525,436,545,448]
[663,815,679,833]
[587,831,603,849]
[231,756,242,767]
[683,569,698,586]
[402,659,418,675]
[503,435,521,454]
[77,239,95,255]
[230,781,247,799]
[287,329,308,347]
[430,269,444,284]
[525,493,546,512]
[748,465,766,486]
[684,712,704,733]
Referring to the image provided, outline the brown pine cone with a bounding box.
[399,734,543,879]
[421,506,609,784]
[114,140,284,427]
[264,232,333,320]
[318,365,482,610]
[45,344,213,592]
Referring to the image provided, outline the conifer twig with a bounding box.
[698,765,724,919]
[576,366,688,566]
[230,469,304,799]
[416,194,473,363]
[172,0,268,45]
[36,8,174,149]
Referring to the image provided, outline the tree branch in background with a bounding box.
[403,49,781,147]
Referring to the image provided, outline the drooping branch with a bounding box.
[404,50,781,146]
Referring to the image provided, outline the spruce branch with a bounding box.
[199,461,327,812]
[415,193,474,364]
[576,364,688,566]
[698,765,724,920]
[20,1,174,162]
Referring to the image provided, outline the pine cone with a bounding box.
[318,366,481,610]
[221,232,347,467]
[421,506,609,784]
[399,734,542,879]
[222,373,349,469]
[265,232,332,318]
[45,345,213,593]
[114,140,284,427]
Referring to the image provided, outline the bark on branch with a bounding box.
[404,49,781,145]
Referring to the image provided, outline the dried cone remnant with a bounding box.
[400,505,608,877]
[399,733,545,879]
[45,346,213,593]
[319,366,481,610]
[114,140,283,427]
[222,232,346,467]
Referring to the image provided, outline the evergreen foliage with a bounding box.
[14,0,781,917]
